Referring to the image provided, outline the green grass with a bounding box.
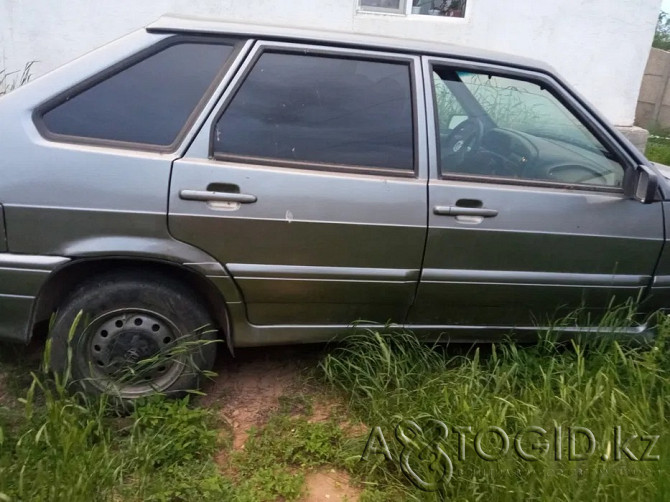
[227,414,344,501]
[0,369,349,502]
[0,315,230,502]
[0,372,233,501]
[2,306,670,500]
[0,346,352,501]
[320,313,670,500]
[645,135,670,165]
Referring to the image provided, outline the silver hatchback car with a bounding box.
[0,15,667,399]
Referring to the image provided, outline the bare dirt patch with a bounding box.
[308,399,368,438]
[301,469,361,502]
[309,398,341,423]
[202,345,324,451]
[202,345,365,499]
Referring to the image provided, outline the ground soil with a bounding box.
[201,345,362,501]
[202,345,323,450]
[301,469,361,501]
[0,342,363,500]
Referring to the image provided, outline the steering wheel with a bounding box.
[441,117,485,171]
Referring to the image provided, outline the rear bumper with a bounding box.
[0,254,69,342]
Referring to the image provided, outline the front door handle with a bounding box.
[433,206,498,217]
[180,189,257,204]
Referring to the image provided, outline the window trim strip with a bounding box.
[437,172,624,193]
[211,153,417,178]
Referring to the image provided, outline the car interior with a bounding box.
[432,68,625,187]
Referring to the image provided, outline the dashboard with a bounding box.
[443,127,624,188]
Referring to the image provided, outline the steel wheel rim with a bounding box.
[81,308,185,398]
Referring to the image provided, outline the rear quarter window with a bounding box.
[41,40,234,148]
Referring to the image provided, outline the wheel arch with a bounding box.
[29,257,233,353]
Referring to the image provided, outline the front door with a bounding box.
[169,42,428,326]
[409,58,664,328]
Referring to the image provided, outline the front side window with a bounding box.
[432,67,625,187]
[213,51,414,172]
[42,41,234,147]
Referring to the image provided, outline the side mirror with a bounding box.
[623,165,659,204]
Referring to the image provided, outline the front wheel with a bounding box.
[48,272,218,401]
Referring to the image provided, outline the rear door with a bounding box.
[169,42,428,326]
[408,58,664,328]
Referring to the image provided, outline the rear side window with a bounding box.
[42,41,234,147]
[213,51,414,171]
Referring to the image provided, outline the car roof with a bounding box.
[148,14,554,75]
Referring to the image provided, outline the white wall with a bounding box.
[0,0,661,126]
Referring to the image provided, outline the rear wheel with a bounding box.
[48,272,218,401]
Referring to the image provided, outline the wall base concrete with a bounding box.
[616,125,649,154]
[635,48,670,130]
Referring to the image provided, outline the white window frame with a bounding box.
[358,0,408,15]
[357,0,469,18]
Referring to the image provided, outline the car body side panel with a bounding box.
[0,254,70,342]
[0,31,175,249]
[0,206,6,252]
[0,31,253,231]
[408,56,665,327]
[410,180,664,325]
[0,228,243,343]
[168,43,429,328]
[645,201,670,311]
[0,20,667,348]
[169,162,428,326]
[0,30,253,343]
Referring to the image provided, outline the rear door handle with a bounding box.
[180,189,257,204]
[433,206,498,217]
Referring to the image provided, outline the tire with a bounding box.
[48,271,218,401]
